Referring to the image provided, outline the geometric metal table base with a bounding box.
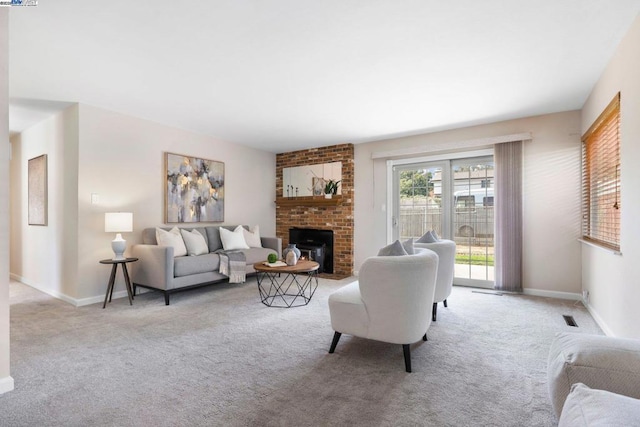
[253,260,319,308]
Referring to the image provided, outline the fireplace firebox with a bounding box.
[289,228,333,274]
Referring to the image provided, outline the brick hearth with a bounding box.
[276,144,354,278]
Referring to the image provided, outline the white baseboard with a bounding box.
[523,288,615,336]
[582,301,615,337]
[10,273,79,306]
[0,376,14,394]
[74,290,133,307]
[522,288,582,301]
[10,273,136,307]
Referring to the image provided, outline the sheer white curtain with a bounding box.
[494,141,523,292]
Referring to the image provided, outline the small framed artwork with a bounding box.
[165,152,225,223]
[28,154,48,226]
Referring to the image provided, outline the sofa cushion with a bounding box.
[205,226,226,253]
[558,383,640,427]
[180,229,209,256]
[156,227,187,257]
[242,225,262,248]
[143,227,209,248]
[220,226,250,250]
[174,253,220,278]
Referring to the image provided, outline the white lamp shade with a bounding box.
[105,212,133,233]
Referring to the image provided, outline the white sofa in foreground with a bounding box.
[548,332,640,426]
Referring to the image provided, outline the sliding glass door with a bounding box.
[392,156,494,288]
[451,158,494,287]
[392,162,449,241]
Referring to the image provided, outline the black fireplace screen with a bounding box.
[289,228,334,274]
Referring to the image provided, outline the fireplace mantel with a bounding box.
[275,196,343,207]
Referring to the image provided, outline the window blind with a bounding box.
[581,93,621,251]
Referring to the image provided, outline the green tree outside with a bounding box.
[399,170,433,198]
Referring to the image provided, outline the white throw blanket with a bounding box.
[217,250,246,283]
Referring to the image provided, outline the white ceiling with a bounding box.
[8,1,640,153]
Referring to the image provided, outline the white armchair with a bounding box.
[415,239,456,321]
[328,248,439,372]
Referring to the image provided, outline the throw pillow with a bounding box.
[416,230,438,243]
[220,226,250,251]
[402,238,415,254]
[180,229,209,256]
[377,240,409,256]
[431,229,440,240]
[156,227,188,257]
[241,225,262,248]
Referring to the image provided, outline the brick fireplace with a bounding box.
[276,144,354,278]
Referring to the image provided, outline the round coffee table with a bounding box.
[253,260,319,308]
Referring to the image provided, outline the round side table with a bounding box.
[99,257,138,308]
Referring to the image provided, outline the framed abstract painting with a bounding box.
[165,152,225,223]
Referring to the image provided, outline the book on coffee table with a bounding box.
[263,260,287,267]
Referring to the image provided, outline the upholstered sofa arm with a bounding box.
[260,237,282,258]
[131,244,174,291]
[547,332,640,417]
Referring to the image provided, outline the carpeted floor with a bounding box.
[1,277,601,426]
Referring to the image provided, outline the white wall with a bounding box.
[75,104,276,302]
[10,106,79,302]
[0,7,13,394]
[10,103,276,305]
[580,13,640,338]
[354,111,583,298]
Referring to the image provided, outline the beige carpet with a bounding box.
[1,277,601,426]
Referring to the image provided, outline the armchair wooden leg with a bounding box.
[403,344,412,373]
[329,332,342,353]
[444,299,448,308]
[423,333,428,341]
[432,302,438,321]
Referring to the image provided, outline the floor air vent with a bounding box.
[563,315,578,327]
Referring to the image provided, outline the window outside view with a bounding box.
[398,161,494,284]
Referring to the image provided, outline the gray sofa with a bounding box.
[131,225,281,305]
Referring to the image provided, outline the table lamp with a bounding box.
[105,212,133,260]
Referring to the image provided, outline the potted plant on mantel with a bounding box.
[324,179,341,199]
